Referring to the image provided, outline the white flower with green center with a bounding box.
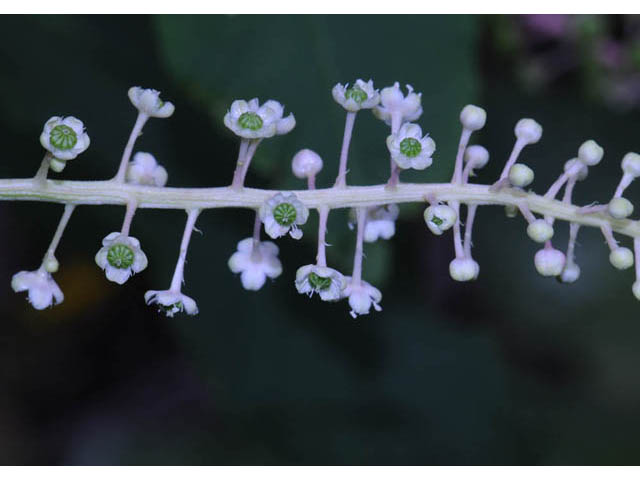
[95,232,148,285]
[332,79,380,112]
[144,290,199,317]
[386,123,436,170]
[11,269,64,310]
[295,264,345,302]
[355,204,399,243]
[39,116,90,161]
[342,278,382,318]
[128,87,175,118]
[224,98,296,139]
[373,82,423,126]
[126,152,168,187]
[259,193,309,240]
[228,238,283,291]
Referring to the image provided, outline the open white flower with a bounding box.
[386,123,435,170]
[144,290,198,317]
[332,79,380,112]
[228,238,283,291]
[128,87,175,118]
[295,264,345,301]
[11,269,64,310]
[126,152,168,187]
[224,98,295,139]
[342,278,382,318]
[95,232,148,284]
[373,82,422,126]
[360,204,399,243]
[40,116,90,161]
[259,192,309,240]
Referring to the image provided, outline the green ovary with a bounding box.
[344,87,368,104]
[107,244,135,269]
[238,112,263,131]
[431,215,443,226]
[273,203,297,226]
[49,125,77,151]
[399,137,422,158]
[308,272,332,291]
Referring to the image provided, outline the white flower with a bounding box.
[224,98,295,139]
[332,79,380,112]
[359,204,399,243]
[95,232,148,284]
[295,264,345,302]
[128,87,175,118]
[40,116,90,161]
[342,277,382,318]
[423,204,457,235]
[259,192,309,240]
[228,238,283,291]
[373,82,422,126]
[144,290,198,317]
[386,123,435,170]
[126,152,168,187]
[11,269,64,310]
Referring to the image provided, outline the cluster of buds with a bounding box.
[6,79,640,318]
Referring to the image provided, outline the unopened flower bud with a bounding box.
[505,205,518,218]
[449,257,480,282]
[564,158,588,181]
[632,281,640,301]
[460,105,486,131]
[609,247,634,270]
[291,149,323,179]
[559,262,580,283]
[509,163,534,188]
[527,219,554,243]
[534,248,566,277]
[464,145,489,169]
[44,256,59,273]
[578,140,604,167]
[608,197,634,219]
[49,158,66,173]
[515,118,542,145]
[423,204,457,235]
[621,152,640,178]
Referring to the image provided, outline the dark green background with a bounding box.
[0,15,639,464]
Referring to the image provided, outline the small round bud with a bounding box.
[460,105,486,131]
[559,262,580,284]
[578,140,604,166]
[609,247,634,270]
[515,118,542,145]
[464,145,489,169]
[509,163,534,188]
[608,197,634,219]
[632,281,640,301]
[49,158,66,173]
[621,152,640,178]
[44,256,59,273]
[291,149,323,179]
[505,204,518,218]
[527,219,554,243]
[449,257,479,282]
[534,248,566,277]
[423,204,457,236]
[564,158,588,181]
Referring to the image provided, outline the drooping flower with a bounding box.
[126,152,168,187]
[332,79,380,112]
[40,116,90,161]
[356,204,399,243]
[144,290,198,317]
[342,278,382,318]
[128,87,175,118]
[11,269,64,310]
[372,82,422,126]
[295,264,345,301]
[228,238,283,291]
[259,193,309,240]
[95,232,148,284]
[386,123,436,170]
[224,98,295,139]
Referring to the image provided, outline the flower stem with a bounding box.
[316,206,330,267]
[497,138,526,184]
[33,153,52,185]
[231,139,261,190]
[351,207,367,284]
[452,128,472,184]
[169,209,200,292]
[120,199,138,236]
[463,204,477,258]
[334,111,357,188]
[42,203,75,265]
[114,112,149,183]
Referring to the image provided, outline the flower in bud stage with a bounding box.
[505,205,518,218]
[332,79,380,112]
[386,123,436,170]
[621,152,640,178]
[259,193,309,240]
[578,140,604,167]
[608,197,634,219]
[609,247,634,270]
[342,278,382,318]
[460,105,486,131]
[95,232,148,284]
[509,163,535,188]
[224,98,295,139]
[126,152,168,187]
[564,158,588,181]
[527,219,554,243]
[128,87,175,118]
[423,204,457,235]
[464,145,490,170]
[291,149,323,179]
[362,204,400,243]
[534,248,566,276]
[228,238,283,291]
[44,256,59,273]
[295,264,345,301]
[633,282,640,301]
[144,290,198,317]
[559,262,581,283]
[40,116,90,162]
[373,82,422,126]
[11,269,64,310]
[514,118,543,145]
[449,257,480,282]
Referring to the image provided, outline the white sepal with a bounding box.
[228,238,283,291]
